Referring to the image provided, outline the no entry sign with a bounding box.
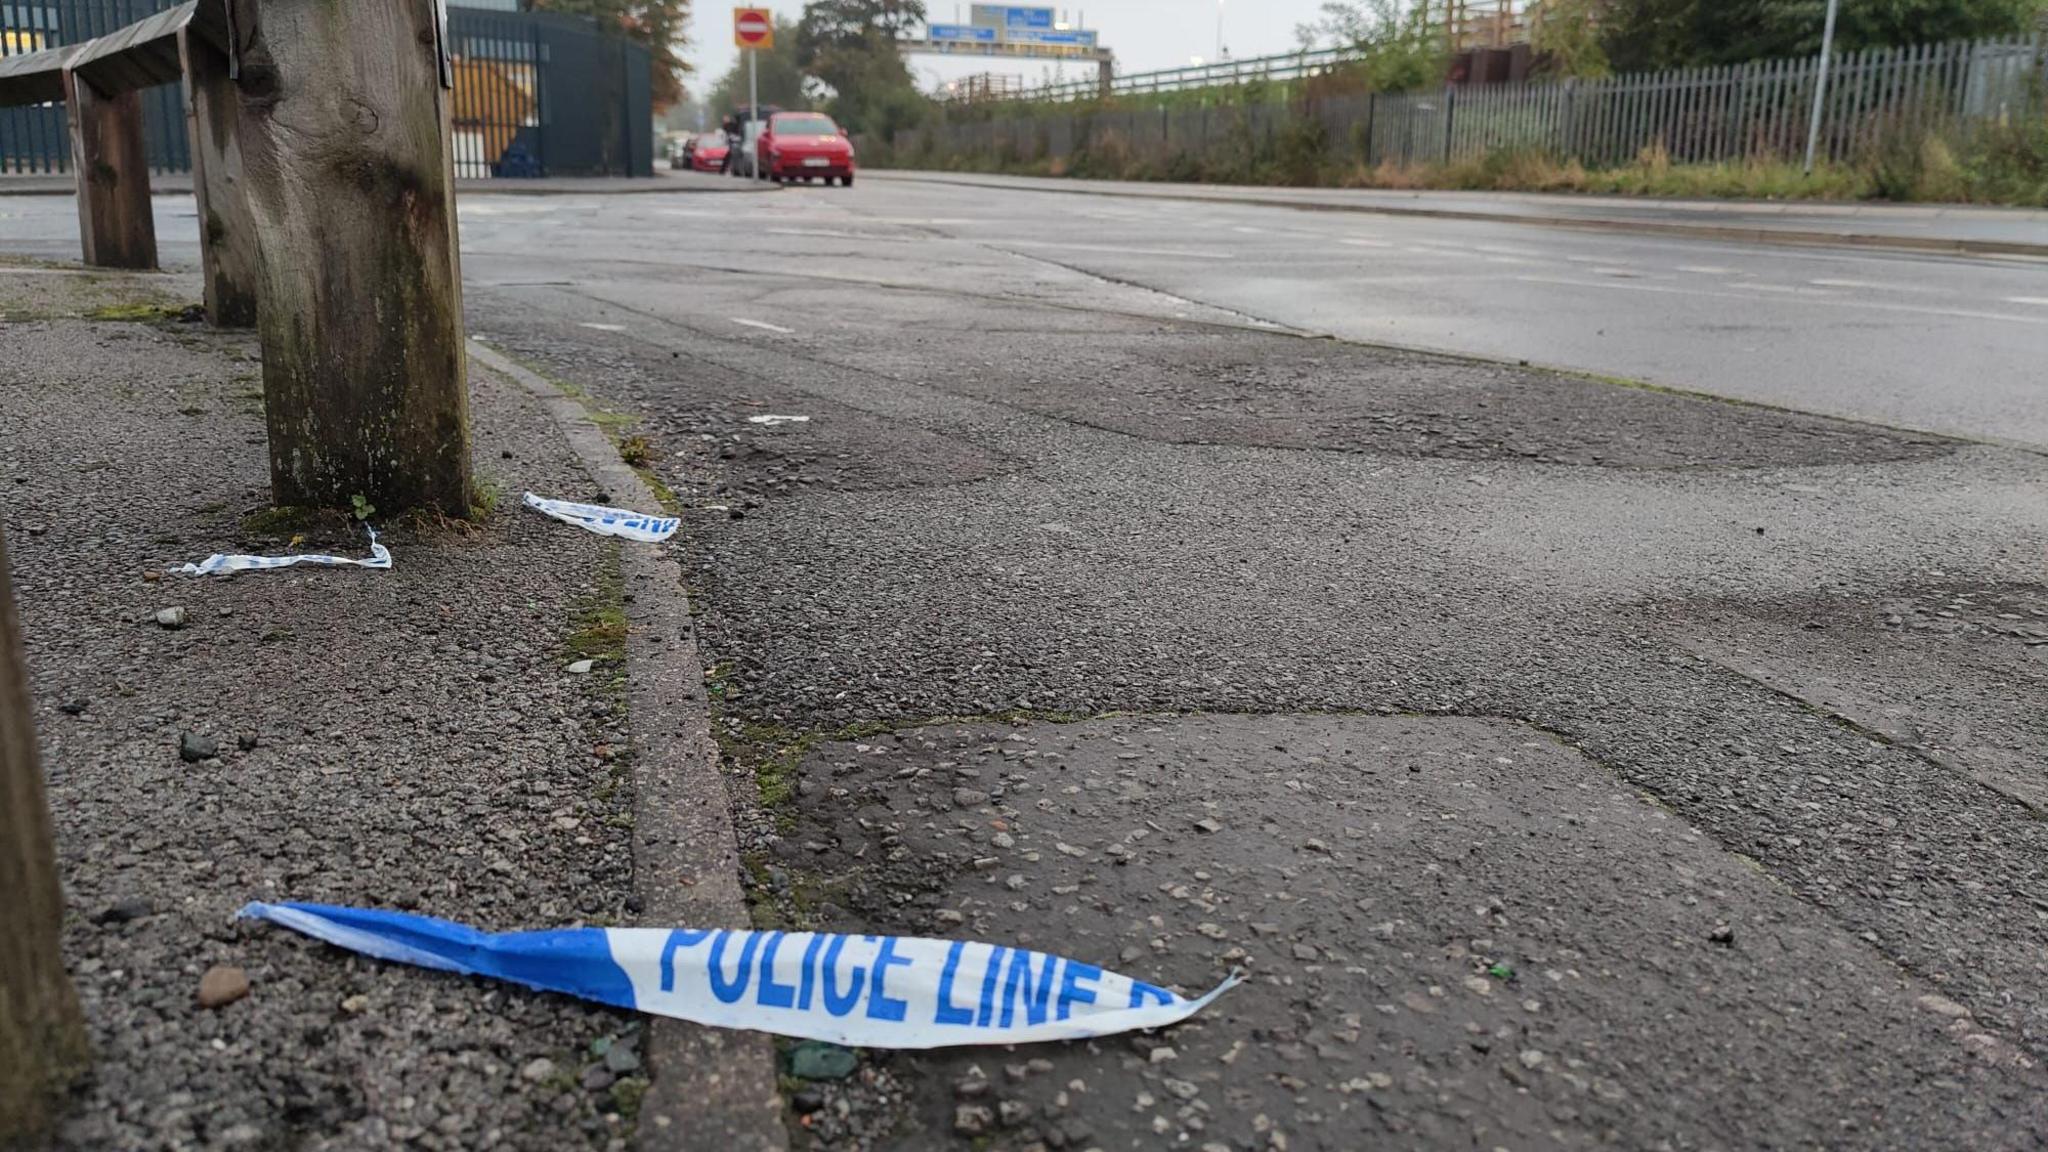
[734,7,773,49]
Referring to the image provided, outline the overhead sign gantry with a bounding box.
[899,5,1113,93]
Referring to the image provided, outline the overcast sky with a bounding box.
[686,1,1340,101]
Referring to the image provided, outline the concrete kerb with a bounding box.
[468,339,789,1152]
[870,171,2048,261]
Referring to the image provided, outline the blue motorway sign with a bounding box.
[971,5,1055,30]
[1007,27,1097,47]
[929,23,998,42]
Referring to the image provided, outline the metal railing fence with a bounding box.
[897,36,2047,173]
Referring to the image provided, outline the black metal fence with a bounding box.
[1,3,653,178]
[447,8,653,179]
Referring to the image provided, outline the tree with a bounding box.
[707,16,811,114]
[1296,0,1448,92]
[534,0,692,109]
[1531,0,1612,77]
[797,0,930,139]
[1586,0,2046,72]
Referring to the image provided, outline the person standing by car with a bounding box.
[718,113,741,174]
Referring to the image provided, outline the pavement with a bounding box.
[0,257,766,1150]
[871,170,2048,258]
[5,170,2047,1152]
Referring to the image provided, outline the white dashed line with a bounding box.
[1676,265,1737,275]
[2007,297,2048,307]
[1516,275,2048,324]
[578,322,626,332]
[1809,278,1949,294]
[732,318,795,334]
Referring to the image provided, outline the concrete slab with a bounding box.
[780,713,2047,1150]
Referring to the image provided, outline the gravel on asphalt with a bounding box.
[467,257,2048,1151]
[2,293,652,1150]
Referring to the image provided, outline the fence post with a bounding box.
[178,28,258,328]
[1442,83,1455,163]
[228,0,474,516]
[61,67,156,269]
[1364,91,1376,167]
[0,525,90,1144]
[1804,0,1841,171]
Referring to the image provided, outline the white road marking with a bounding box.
[1341,238,1394,248]
[579,322,626,332]
[1677,265,1737,275]
[1809,277,1950,295]
[732,317,795,333]
[2007,296,2048,307]
[766,226,897,241]
[1515,275,2048,325]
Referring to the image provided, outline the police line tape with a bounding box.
[240,902,1241,1048]
[174,527,392,576]
[524,493,679,543]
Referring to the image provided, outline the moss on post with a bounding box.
[229,0,473,517]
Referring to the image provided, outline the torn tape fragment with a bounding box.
[240,902,1240,1049]
[173,527,392,576]
[524,493,679,543]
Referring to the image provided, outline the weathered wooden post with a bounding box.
[179,26,258,327]
[61,68,157,269]
[0,527,90,1142]
[228,0,473,516]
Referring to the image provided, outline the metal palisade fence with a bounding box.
[897,35,2048,173]
[0,2,654,178]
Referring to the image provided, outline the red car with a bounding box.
[755,112,856,186]
[688,132,729,172]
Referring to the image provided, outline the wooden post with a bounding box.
[228,0,473,516]
[0,527,89,1142]
[179,28,258,328]
[62,68,156,270]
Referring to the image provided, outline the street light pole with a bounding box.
[1803,0,1841,174]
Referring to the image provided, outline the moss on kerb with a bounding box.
[566,542,629,669]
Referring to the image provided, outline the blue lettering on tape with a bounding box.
[1057,960,1100,1020]
[821,935,865,1017]
[797,932,826,1011]
[1000,949,1059,1028]
[976,945,1008,1027]
[934,941,975,1026]
[757,931,798,1008]
[866,936,912,1021]
[659,929,714,993]
[709,930,761,1004]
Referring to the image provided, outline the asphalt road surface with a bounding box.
[11,178,2048,1150]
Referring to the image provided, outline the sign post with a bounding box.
[734,7,773,165]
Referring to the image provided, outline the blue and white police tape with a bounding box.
[173,527,392,576]
[524,493,680,543]
[239,902,1241,1048]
